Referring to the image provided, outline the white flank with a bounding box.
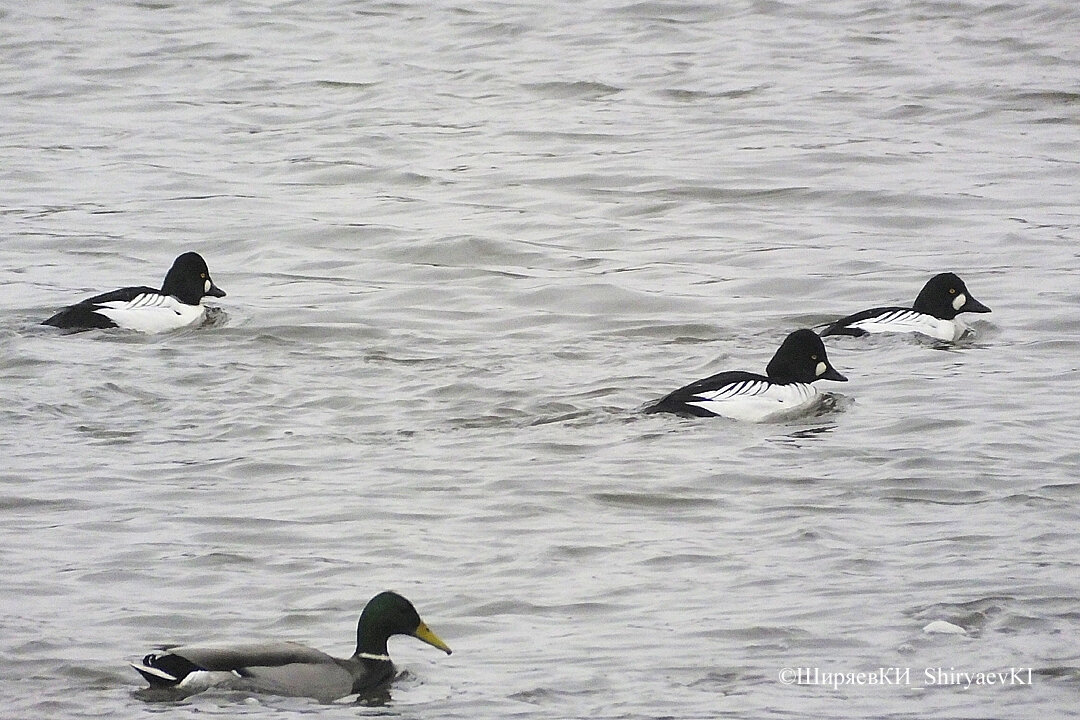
[848,310,965,342]
[96,293,206,333]
[685,381,821,422]
[177,669,248,691]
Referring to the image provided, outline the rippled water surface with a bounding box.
[3,1,1080,718]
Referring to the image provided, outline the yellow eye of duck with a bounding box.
[949,288,956,294]
[810,355,818,360]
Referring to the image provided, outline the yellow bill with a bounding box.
[414,621,452,655]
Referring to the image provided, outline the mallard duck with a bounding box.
[131,591,451,701]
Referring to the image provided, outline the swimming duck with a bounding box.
[819,272,990,341]
[645,329,847,421]
[43,252,225,332]
[130,591,451,702]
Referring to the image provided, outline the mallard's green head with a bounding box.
[355,591,452,657]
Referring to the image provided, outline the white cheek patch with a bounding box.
[952,293,965,311]
[815,361,827,377]
[204,279,211,293]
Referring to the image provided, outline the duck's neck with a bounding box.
[355,625,391,659]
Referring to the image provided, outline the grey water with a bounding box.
[2,1,1079,718]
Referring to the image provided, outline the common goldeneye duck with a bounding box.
[130,591,451,702]
[645,329,848,422]
[819,272,990,341]
[42,252,225,333]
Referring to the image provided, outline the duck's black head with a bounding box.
[161,252,226,305]
[913,272,990,319]
[355,591,452,657]
[765,329,847,384]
